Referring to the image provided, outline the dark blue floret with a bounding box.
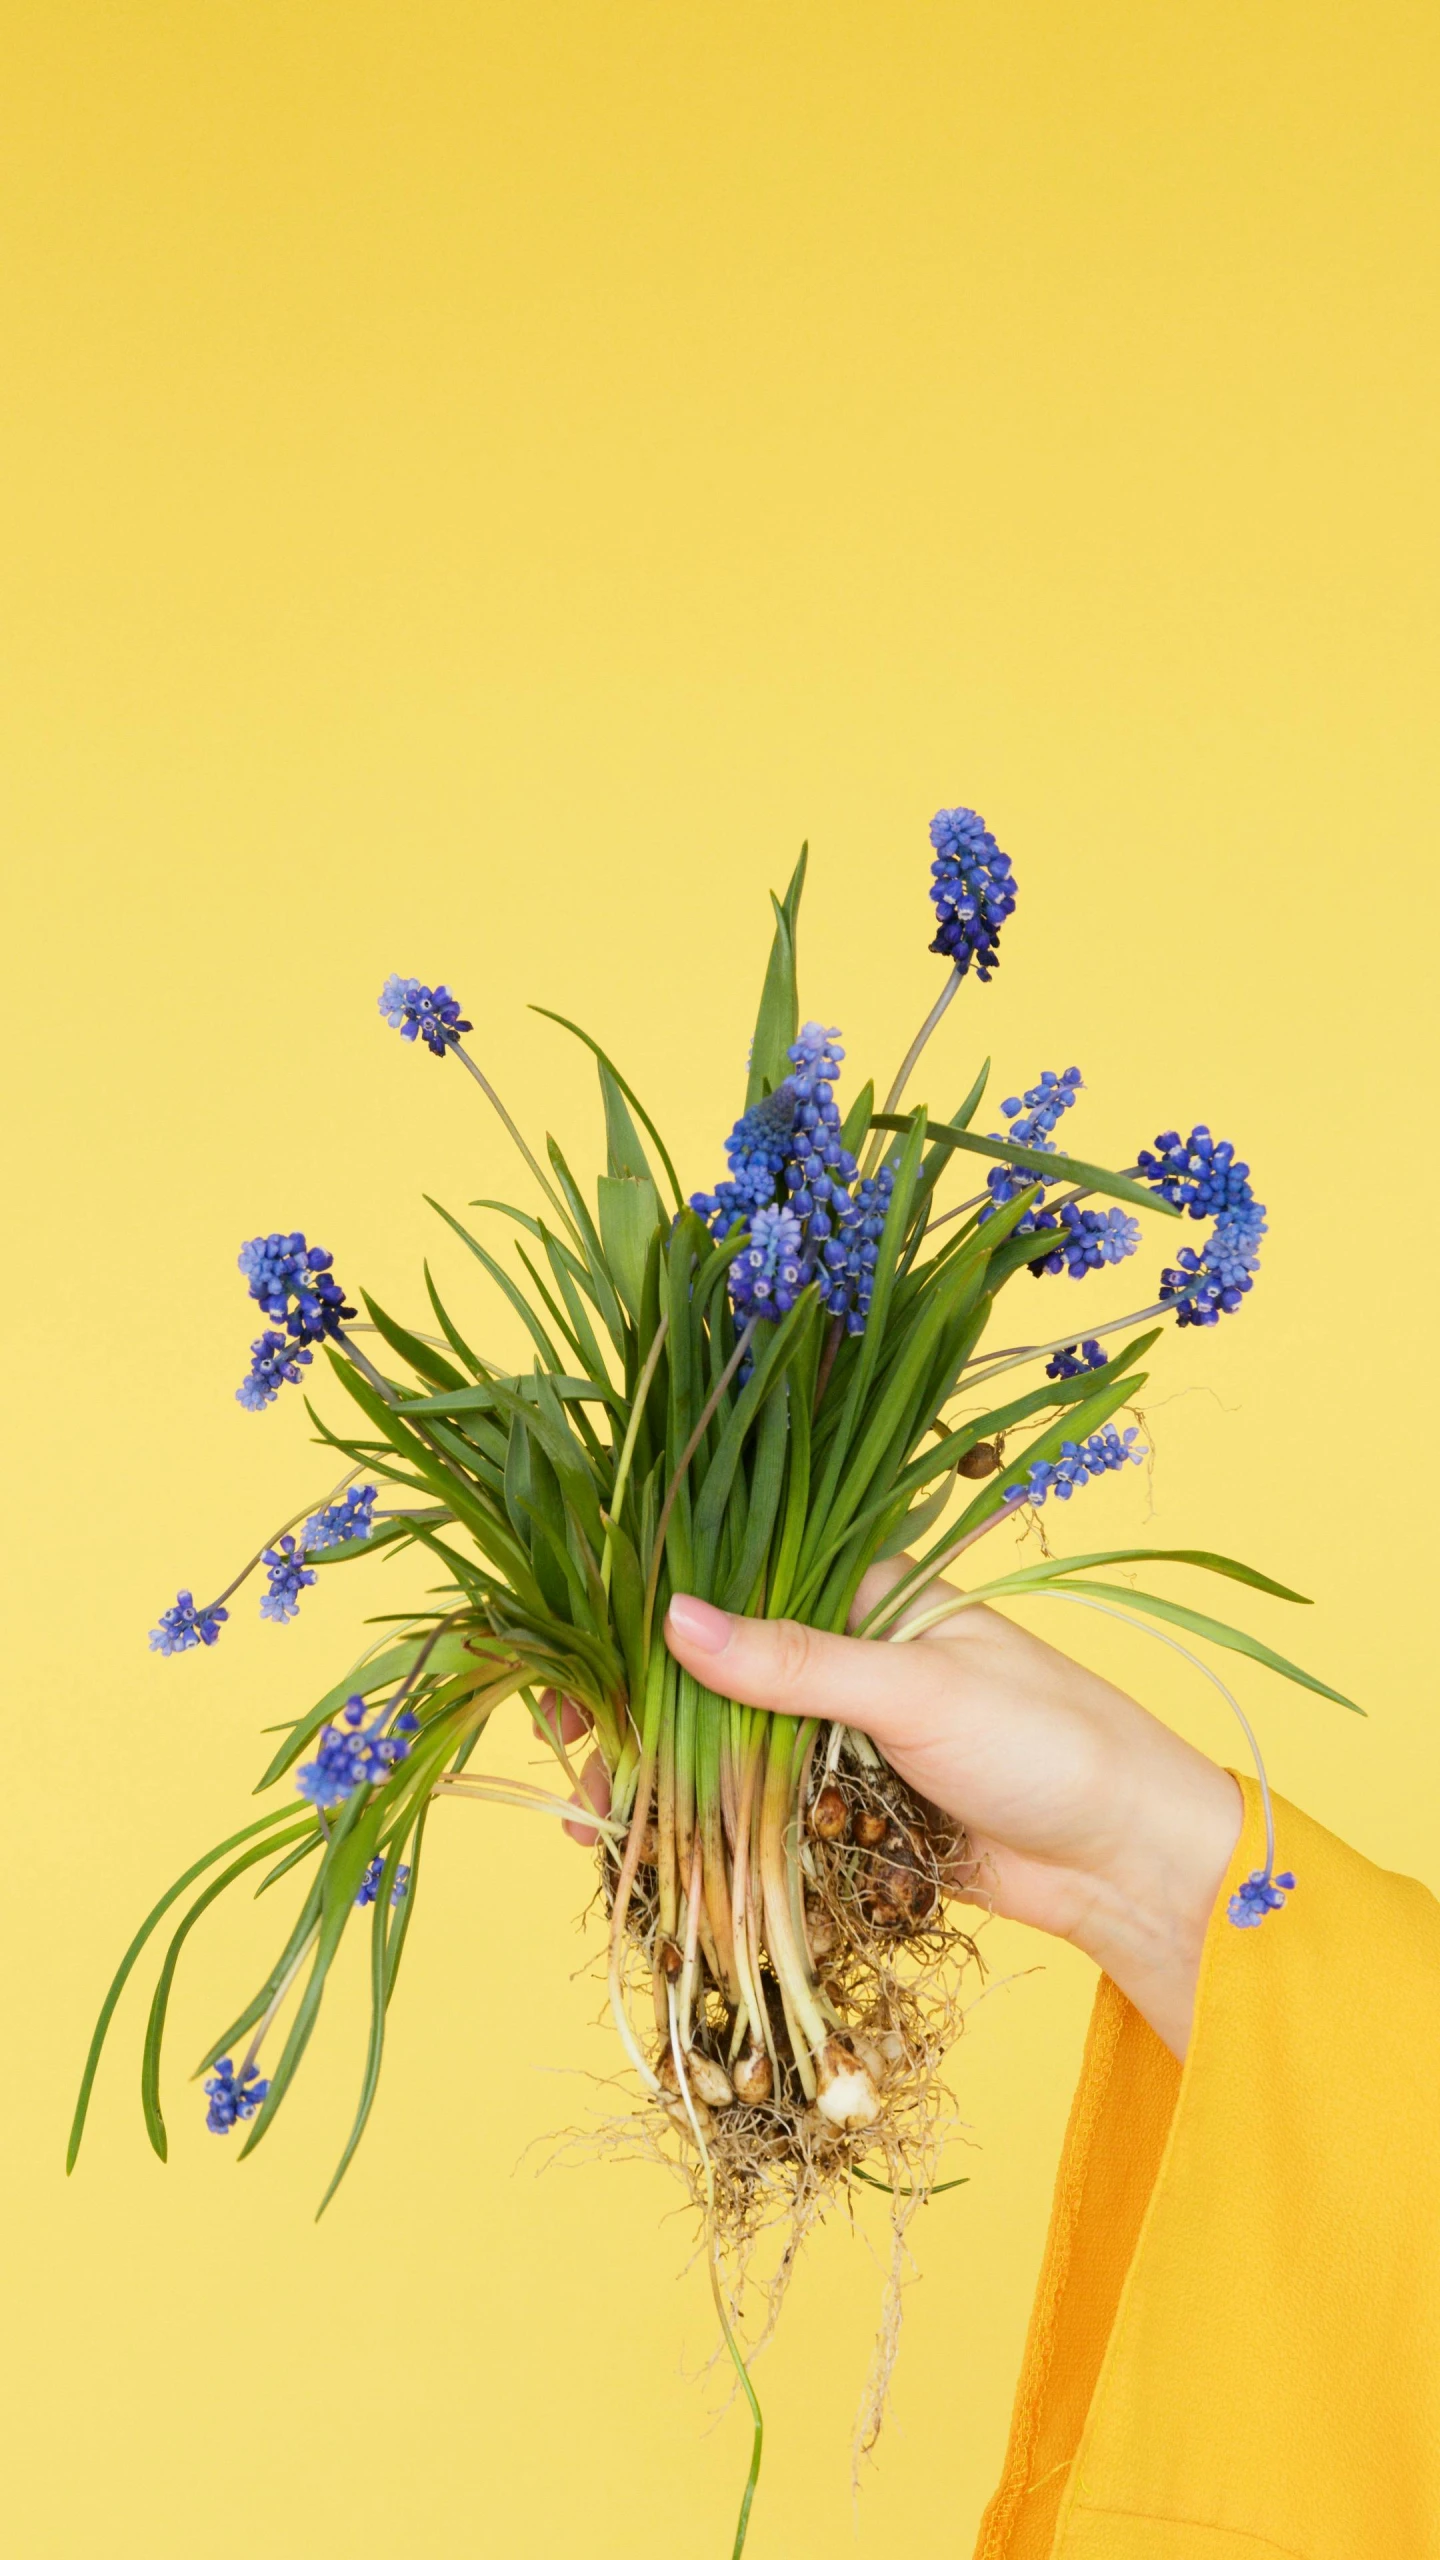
[260,1534,317,1625]
[1045,1339,1107,1381]
[927,807,1017,982]
[295,1698,416,1807]
[204,2055,269,2133]
[983,1066,1082,1214]
[1227,1867,1296,1929]
[237,1233,354,1354]
[1004,1424,1146,1508]
[236,1329,313,1411]
[149,1590,229,1655]
[1028,1202,1141,1280]
[305,1484,378,1550]
[1136,1126,1254,1221]
[378,974,473,1058]
[356,1856,412,1909]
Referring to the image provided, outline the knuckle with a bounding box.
[769,1616,818,1698]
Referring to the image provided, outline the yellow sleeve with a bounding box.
[973,1776,1440,2560]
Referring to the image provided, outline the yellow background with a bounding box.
[4,6,1437,2554]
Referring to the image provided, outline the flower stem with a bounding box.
[450,1041,581,1240]
[861,963,962,1176]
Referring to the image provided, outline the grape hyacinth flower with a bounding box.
[692,1023,890,1334]
[1024,1201,1141,1280]
[1137,1125,1254,1219]
[1005,1423,1146,1508]
[236,1329,313,1411]
[305,1484,378,1551]
[1045,1339,1107,1381]
[927,808,1018,981]
[730,1204,805,1320]
[984,1066,1083,1211]
[259,1534,316,1625]
[204,2056,269,2134]
[238,1234,354,1344]
[378,974,473,1059]
[1140,1124,1267,1328]
[149,1591,229,1655]
[295,1697,419,1808]
[356,1856,411,1908]
[1228,1867,1296,1929]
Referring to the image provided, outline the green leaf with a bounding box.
[597,1175,662,1327]
[530,1010,684,1209]
[1039,1580,1361,1712]
[745,844,807,1106]
[67,1809,302,2171]
[140,1824,315,2159]
[359,1293,467,1392]
[425,1201,569,1373]
[973,1546,1311,1603]
[598,1057,655,1185]
[869,1116,1182,1218]
[838,1078,874,1158]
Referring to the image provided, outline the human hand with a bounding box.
[661,1562,1242,2060]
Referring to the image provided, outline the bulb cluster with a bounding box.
[693,1024,895,1336]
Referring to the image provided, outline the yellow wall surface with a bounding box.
[4,6,1437,2554]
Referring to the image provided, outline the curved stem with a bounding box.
[203,1463,365,1613]
[861,964,963,1176]
[450,1041,581,1240]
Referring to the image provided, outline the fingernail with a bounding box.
[666,1593,733,1656]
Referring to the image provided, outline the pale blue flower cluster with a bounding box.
[1228,1867,1296,1929]
[294,1695,419,1808]
[1005,1423,1146,1507]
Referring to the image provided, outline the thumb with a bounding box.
[664,1592,951,1752]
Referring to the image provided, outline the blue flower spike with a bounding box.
[305,1484,378,1551]
[356,1856,412,1909]
[378,974,473,1058]
[295,1698,416,1808]
[1140,1125,1268,1330]
[235,1233,354,1406]
[204,2056,269,2134]
[1227,1868,1297,1930]
[260,1535,316,1625]
[927,808,1018,981]
[149,1591,229,1655]
[692,1022,896,1336]
[1046,1339,1107,1381]
[1004,1424,1147,1509]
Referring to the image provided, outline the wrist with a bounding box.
[1063,1759,1243,2061]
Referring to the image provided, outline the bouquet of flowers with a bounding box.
[71,810,1349,2551]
